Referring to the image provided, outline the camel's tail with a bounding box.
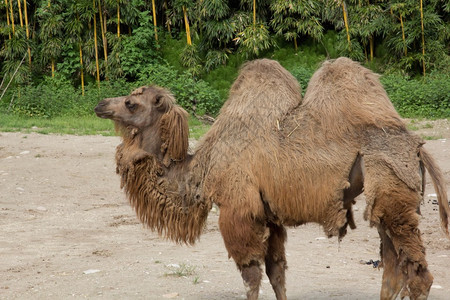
[419,147,449,236]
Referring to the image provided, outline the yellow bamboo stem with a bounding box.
[419,0,425,76]
[117,0,120,38]
[294,36,298,52]
[8,0,15,34]
[253,0,256,28]
[342,1,351,51]
[5,0,11,39]
[369,36,373,61]
[51,59,55,77]
[16,0,23,27]
[79,44,85,96]
[399,13,407,56]
[152,0,158,41]
[183,6,191,46]
[98,0,107,61]
[23,0,31,66]
[93,0,100,86]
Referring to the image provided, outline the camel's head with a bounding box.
[95,86,189,165]
[95,86,177,128]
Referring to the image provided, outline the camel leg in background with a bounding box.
[265,223,287,300]
[371,184,433,300]
[218,205,268,300]
[378,226,405,300]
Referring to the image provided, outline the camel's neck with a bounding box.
[116,132,210,244]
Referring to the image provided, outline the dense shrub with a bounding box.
[289,66,315,96]
[381,73,450,118]
[137,62,222,115]
[2,62,222,118]
[7,75,78,118]
[2,76,135,118]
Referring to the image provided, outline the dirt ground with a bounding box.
[1,121,449,300]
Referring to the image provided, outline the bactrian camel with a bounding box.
[95,57,449,300]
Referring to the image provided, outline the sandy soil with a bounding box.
[1,123,449,300]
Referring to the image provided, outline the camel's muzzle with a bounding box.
[94,100,113,119]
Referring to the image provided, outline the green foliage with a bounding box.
[234,23,274,58]
[119,11,159,78]
[381,73,450,118]
[137,62,222,115]
[3,75,134,118]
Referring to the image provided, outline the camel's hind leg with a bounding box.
[265,223,287,300]
[369,184,434,300]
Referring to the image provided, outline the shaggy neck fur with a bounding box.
[115,112,211,245]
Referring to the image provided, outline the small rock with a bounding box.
[431,285,442,289]
[162,292,179,298]
[36,206,47,212]
[315,237,326,240]
[20,151,30,155]
[427,193,437,198]
[16,187,25,191]
[83,269,101,275]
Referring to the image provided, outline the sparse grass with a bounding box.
[407,124,420,131]
[0,114,116,136]
[189,117,211,139]
[422,135,442,140]
[164,263,197,277]
[0,113,211,139]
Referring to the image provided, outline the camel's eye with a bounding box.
[125,99,137,112]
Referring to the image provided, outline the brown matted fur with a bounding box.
[95,57,449,300]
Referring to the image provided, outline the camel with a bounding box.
[94,58,449,300]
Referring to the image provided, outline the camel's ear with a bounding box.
[160,105,189,167]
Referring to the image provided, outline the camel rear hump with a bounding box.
[303,57,404,136]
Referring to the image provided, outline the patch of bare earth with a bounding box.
[0,124,449,299]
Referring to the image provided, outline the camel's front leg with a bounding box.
[265,223,287,300]
[219,206,267,300]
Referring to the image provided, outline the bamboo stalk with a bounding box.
[294,36,298,52]
[8,0,15,34]
[182,6,191,46]
[4,0,11,39]
[23,0,31,66]
[117,0,120,37]
[253,0,256,28]
[16,0,23,27]
[79,44,85,96]
[419,0,425,76]
[342,1,351,51]
[98,0,107,61]
[48,0,50,7]
[93,0,100,86]
[163,0,171,34]
[369,36,373,61]
[152,0,158,41]
[0,53,27,102]
[399,13,407,56]
[51,59,55,77]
